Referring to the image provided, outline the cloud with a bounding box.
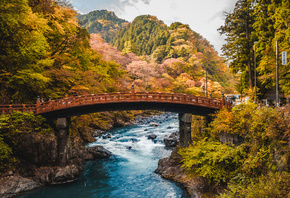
[141,0,151,4]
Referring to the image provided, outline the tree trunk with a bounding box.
[246,16,253,89]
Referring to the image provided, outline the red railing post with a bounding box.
[36,96,41,114]
[22,104,26,112]
[130,85,135,100]
[47,96,51,111]
[221,93,225,108]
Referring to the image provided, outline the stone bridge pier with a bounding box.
[178,113,212,147]
[56,118,70,167]
[179,113,192,147]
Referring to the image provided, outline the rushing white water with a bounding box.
[16,113,188,198]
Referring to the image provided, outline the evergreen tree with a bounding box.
[219,0,256,91]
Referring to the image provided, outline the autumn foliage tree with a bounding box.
[0,0,124,103]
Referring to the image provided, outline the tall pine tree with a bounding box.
[218,0,256,92]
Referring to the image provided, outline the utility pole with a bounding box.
[276,40,279,107]
[254,42,258,103]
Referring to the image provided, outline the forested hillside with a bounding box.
[112,15,169,56]
[89,13,234,96]
[77,10,129,43]
[0,1,124,104]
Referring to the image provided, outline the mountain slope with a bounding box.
[111,15,169,56]
[111,16,232,87]
[77,10,129,43]
[85,13,235,95]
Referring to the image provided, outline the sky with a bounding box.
[70,0,237,55]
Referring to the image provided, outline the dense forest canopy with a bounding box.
[219,0,290,97]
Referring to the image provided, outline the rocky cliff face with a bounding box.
[155,148,210,198]
[0,132,112,198]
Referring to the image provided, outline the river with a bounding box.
[16,113,188,198]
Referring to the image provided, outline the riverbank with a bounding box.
[0,111,178,197]
[0,143,113,198]
[155,148,212,198]
[6,112,188,198]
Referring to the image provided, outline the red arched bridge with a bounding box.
[0,90,227,165]
[0,91,225,118]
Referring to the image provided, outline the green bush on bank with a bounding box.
[179,102,290,196]
[179,139,247,183]
[220,172,290,198]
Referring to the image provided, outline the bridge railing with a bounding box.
[0,104,36,114]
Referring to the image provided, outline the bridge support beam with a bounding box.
[179,113,192,147]
[57,118,69,167]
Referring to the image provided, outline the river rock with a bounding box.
[148,134,157,140]
[0,175,40,198]
[54,165,80,183]
[149,122,159,127]
[102,134,112,139]
[164,138,177,147]
[131,138,138,143]
[32,167,55,185]
[86,146,112,159]
[164,132,179,147]
[91,130,105,137]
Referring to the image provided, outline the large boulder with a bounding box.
[54,165,80,183]
[85,146,112,159]
[0,175,40,198]
[164,132,179,147]
[164,138,177,147]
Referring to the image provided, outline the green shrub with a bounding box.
[219,172,290,198]
[179,139,247,183]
